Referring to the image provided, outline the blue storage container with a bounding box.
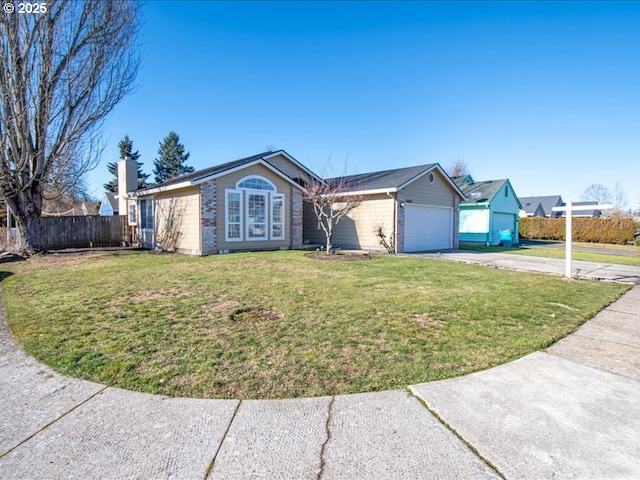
[498,229,513,247]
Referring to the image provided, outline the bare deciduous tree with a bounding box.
[0,0,141,253]
[445,157,470,177]
[581,183,613,205]
[303,177,363,254]
[612,181,629,212]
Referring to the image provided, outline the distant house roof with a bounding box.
[129,150,318,197]
[327,164,466,198]
[99,192,118,216]
[557,201,602,218]
[457,178,519,206]
[518,195,563,217]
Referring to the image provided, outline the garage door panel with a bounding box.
[493,213,515,245]
[404,205,452,252]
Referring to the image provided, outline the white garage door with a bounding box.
[404,204,452,252]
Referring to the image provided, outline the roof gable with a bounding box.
[327,163,465,199]
[519,195,563,216]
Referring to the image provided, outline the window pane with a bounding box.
[226,191,241,240]
[271,195,284,239]
[238,177,275,191]
[248,193,266,238]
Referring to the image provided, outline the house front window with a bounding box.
[225,175,285,242]
[140,198,154,230]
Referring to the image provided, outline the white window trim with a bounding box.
[245,190,268,241]
[225,189,243,242]
[271,193,285,240]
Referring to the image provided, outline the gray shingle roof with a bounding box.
[132,151,276,195]
[458,179,508,204]
[327,164,438,192]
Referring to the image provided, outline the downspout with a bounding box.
[387,191,397,254]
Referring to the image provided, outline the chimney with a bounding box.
[117,156,137,215]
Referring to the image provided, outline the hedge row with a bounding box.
[519,217,637,244]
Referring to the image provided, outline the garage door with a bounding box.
[404,204,452,252]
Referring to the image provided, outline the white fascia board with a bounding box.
[263,150,324,184]
[192,159,307,191]
[126,181,193,198]
[336,188,397,197]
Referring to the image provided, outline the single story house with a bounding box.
[119,150,318,255]
[453,176,521,246]
[99,193,118,216]
[118,151,465,255]
[303,164,466,253]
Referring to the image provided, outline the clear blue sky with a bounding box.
[88,0,640,209]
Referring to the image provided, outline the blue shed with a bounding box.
[453,176,522,246]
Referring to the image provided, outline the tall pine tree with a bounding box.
[153,131,194,183]
[103,135,150,192]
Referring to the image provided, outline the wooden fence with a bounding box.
[39,215,130,249]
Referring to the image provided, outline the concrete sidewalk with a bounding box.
[409,249,640,284]
[1,286,639,478]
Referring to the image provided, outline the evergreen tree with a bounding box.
[153,131,194,183]
[103,135,150,192]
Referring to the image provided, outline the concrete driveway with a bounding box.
[1,263,639,478]
[408,249,640,284]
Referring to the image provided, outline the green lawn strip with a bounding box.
[461,245,640,266]
[1,250,629,399]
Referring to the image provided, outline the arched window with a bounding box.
[237,176,276,191]
[225,175,284,242]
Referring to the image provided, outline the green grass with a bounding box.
[461,244,640,266]
[1,250,630,399]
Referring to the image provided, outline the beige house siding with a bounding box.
[216,163,293,251]
[265,153,314,186]
[314,194,396,251]
[154,186,201,254]
[402,169,456,207]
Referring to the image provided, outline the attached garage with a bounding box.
[404,204,453,252]
[303,163,465,254]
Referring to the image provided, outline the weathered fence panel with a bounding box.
[40,216,129,249]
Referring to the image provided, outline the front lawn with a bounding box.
[1,250,629,399]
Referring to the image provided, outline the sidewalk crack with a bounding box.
[406,387,507,479]
[0,385,108,459]
[203,399,242,479]
[316,396,335,480]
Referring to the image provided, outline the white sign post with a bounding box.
[552,200,613,278]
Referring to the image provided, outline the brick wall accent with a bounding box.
[396,191,406,253]
[291,188,303,249]
[200,180,217,255]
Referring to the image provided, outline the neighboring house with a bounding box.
[519,195,601,219]
[556,201,602,218]
[453,176,522,246]
[303,164,466,253]
[99,193,118,216]
[518,195,563,218]
[119,150,319,255]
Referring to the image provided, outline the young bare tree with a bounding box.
[445,157,470,177]
[304,177,363,254]
[0,1,141,253]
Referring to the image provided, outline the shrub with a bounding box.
[519,217,636,244]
